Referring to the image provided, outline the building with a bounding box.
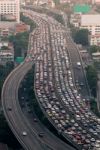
[0,41,9,49]
[90,34,100,45]
[93,0,100,4]
[70,4,91,28]
[0,41,14,65]
[73,4,91,14]
[0,0,20,23]
[15,23,30,34]
[0,22,16,36]
[60,0,70,3]
[80,14,100,45]
[70,13,81,27]
[0,50,14,65]
[81,14,100,35]
[0,28,9,36]
[92,52,100,61]
[71,14,100,45]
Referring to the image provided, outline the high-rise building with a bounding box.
[0,0,20,23]
[81,14,100,45]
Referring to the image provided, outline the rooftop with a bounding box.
[92,52,100,56]
[73,4,91,13]
[81,14,100,26]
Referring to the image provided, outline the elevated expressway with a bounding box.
[24,9,100,150]
[1,9,75,150]
[2,7,100,150]
[2,62,45,150]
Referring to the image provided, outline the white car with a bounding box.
[77,62,81,66]
[22,131,27,136]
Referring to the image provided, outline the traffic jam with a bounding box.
[23,9,100,150]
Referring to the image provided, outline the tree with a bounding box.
[89,45,100,54]
[53,0,60,5]
[9,32,29,57]
[53,13,64,24]
[20,13,36,32]
[86,65,98,97]
[1,46,9,50]
[0,62,14,94]
[74,29,89,46]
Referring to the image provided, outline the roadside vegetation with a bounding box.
[87,45,100,69]
[20,13,36,32]
[53,0,60,5]
[86,65,98,97]
[8,13,36,58]
[0,62,14,94]
[90,98,100,117]
[9,32,29,58]
[85,65,100,117]
[0,112,22,149]
[53,13,64,24]
[88,45,100,54]
[73,29,89,46]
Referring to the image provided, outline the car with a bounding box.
[22,131,27,136]
[80,82,84,86]
[38,132,44,137]
[34,118,38,122]
[77,62,81,66]
[7,107,12,111]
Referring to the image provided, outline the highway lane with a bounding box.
[66,38,89,99]
[24,9,100,150]
[62,12,90,99]
[2,62,47,150]
[19,89,75,150]
[2,8,100,150]
[27,9,100,150]
[2,55,75,150]
[2,11,76,150]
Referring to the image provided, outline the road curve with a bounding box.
[2,62,47,150]
[1,13,75,150]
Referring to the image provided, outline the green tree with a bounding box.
[1,46,9,50]
[9,32,29,57]
[0,65,5,93]
[74,29,89,46]
[89,45,100,54]
[0,62,14,94]
[53,0,60,5]
[20,13,36,32]
[86,65,98,97]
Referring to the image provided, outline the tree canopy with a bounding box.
[53,0,60,5]
[20,13,36,32]
[9,32,29,57]
[86,65,98,97]
[0,62,14,94]
[89,45,100,54]
[74,29,89,46]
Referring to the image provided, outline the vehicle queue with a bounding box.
[23,9,100,150]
